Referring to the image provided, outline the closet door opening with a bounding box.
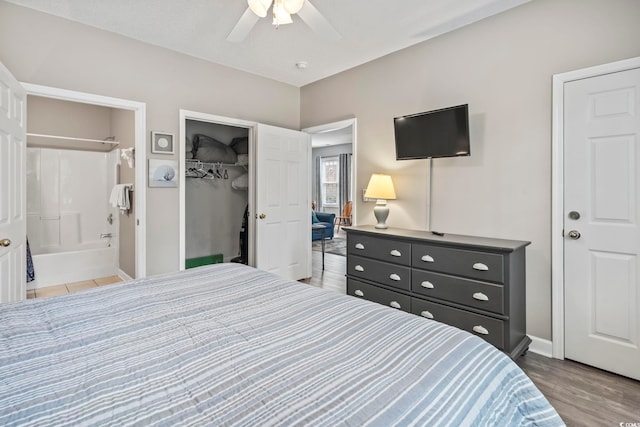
[26,95,136,290]
[184,118,250,268]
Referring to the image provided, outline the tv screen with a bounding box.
[394,104,470,160]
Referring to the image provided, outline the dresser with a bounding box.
[345,225,531,360]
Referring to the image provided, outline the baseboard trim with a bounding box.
[118,269,133,282]
[528,335,553,358]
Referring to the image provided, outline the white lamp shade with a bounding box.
[248,0,273,18]
[364,174,396,200]
[272,1,293,25]
[282,0,305,14]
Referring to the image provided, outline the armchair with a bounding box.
[312,211,335,241]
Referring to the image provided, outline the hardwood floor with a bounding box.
[303,251,640,426]
[299,250,347,293]
[516,352,640,426]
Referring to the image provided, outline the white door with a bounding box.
[564,67,640,380]
[254,124,310,281]
[0,62,27,303]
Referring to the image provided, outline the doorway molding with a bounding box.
[178,110,256,270]
[21,83,147,278]
[551,56,640,359]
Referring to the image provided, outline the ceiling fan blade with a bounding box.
[227,7,260,43]
[297,0,342,42]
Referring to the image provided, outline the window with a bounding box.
[320,156,339,207]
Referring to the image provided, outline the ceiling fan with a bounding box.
[227,0,341,43]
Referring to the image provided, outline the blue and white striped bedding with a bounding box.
[0,263,563,426]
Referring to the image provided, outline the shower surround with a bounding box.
[26,147,119,288]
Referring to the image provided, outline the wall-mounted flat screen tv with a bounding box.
[394,104,470,160]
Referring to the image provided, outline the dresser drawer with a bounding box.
[412,269,505,315]
[347,233,411,266]
[347,279,411,313]
[411,298,505,349]
[348,255,411,291]
[411,243,504,283]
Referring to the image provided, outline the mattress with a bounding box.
[0,264,564,426]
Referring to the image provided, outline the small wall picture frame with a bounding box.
[151,131,174,154]
[149,159,178,188]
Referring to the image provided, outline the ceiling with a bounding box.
[6,0,530,87]
[310,124,353,148]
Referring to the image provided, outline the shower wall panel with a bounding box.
[27,148,114,255]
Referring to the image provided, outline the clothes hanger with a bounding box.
[192,162,207,178]
[213,164,223,179]
[202,168,216,179]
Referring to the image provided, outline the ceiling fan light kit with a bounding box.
[247,0,271,18]
[248,0,305,26]
[229,0,340,43]
[272,1,293,26]
[281,0,304,14]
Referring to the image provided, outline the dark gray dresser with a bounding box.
[345,225,531,360]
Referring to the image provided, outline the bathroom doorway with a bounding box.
[22,84,147,289]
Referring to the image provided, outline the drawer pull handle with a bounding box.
[420,310,434,319]
[390,301,401,309]
[354,265,364,272]
[389,273,401,281]
[420,281,435,289]
[473,325,489,335]
[421,255,434,263]
[355,243,365,250]
[473,292,489,301]
[354,290,364,297]
[473,263,489,271]
[390,249,402,257]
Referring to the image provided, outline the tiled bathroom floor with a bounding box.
[27,276,124,299]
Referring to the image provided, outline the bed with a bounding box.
[0,263,563,426]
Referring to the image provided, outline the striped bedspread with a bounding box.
[0,264,563,426]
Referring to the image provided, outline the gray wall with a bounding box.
[300,0,640,340]
[26,95,113,147]
[111,109,136,278]
[0,1,300,277]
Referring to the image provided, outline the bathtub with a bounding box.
[29,244,118,290]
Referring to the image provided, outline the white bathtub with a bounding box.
[29,245,118,289]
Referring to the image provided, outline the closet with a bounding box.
[184,120,249,267]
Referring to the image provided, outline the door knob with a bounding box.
[0,238,11,247]
[567,230,581,240]
[259,213,266,219]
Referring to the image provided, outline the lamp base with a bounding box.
[373,200,389,229]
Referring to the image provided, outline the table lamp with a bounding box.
[364,174,396,229]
